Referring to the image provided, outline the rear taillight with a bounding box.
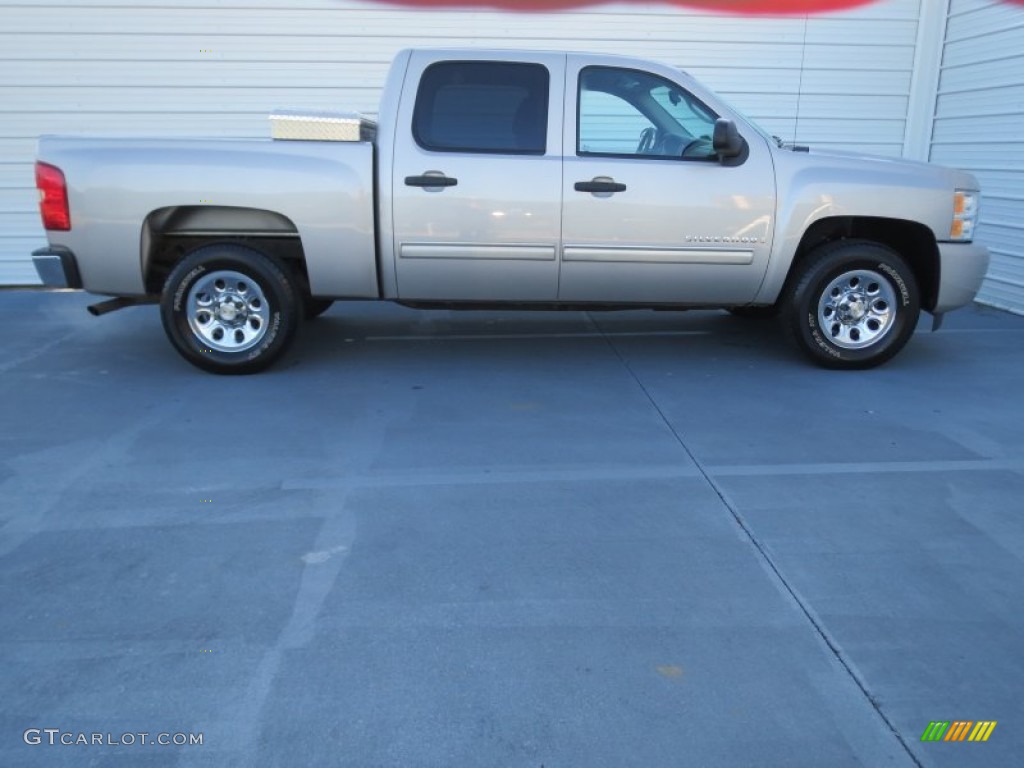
[35,161,71,231]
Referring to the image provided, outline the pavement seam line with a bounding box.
[586,312,925,768]
[0,328,79,373]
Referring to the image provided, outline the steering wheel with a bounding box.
[682,136,713,159]
[636,127,656,155]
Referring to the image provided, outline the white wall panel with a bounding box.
[931,0,1024,314]
[0,0,921,285]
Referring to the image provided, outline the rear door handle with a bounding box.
[574,179,626,193]
[405,174,458,188]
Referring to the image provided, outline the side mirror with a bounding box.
[713,118,744,159]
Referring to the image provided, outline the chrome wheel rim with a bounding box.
[817,269,897,350]
[186,270,270,353]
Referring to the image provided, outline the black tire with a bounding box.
[160,243,300,374]
[728,305,779,319]
[304,297,334,320]
[782,239,920,369]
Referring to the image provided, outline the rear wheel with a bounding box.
[160,243,300,374]
[782,239,920,369]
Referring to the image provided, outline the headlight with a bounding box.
[951,189,979,241]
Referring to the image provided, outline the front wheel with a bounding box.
[782,240,920,369]
[160,243,300,374]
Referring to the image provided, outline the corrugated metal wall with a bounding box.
[931,0,1024,314]
[0,0,921,285]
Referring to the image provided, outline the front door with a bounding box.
[391,52,565,301]
[559,58,775,305]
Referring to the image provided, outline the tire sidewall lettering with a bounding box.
[247,311,281,361]
[805,288,846,358]
[808,309,842,358]
[810,327,842,358]
[876,262,910,307]
[173,265,206,312]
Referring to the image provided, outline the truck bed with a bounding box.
[37,135,378,297]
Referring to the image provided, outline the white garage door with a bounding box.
[931,0,1024,314]
[0,0,922,285]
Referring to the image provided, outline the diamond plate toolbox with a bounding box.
[269,110,377,142]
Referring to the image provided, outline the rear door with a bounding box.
[391,52,565,301]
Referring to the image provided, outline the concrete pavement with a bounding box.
[1,290,1022,767]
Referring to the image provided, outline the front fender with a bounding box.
[756,149,968,304]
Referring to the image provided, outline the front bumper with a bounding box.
[32,246,82,289]
[934,241,989,314]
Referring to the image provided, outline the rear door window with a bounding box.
[413,61,549,155]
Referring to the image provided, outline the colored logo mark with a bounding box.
[921,721,997,742]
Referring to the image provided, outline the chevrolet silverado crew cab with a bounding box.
[31,48,989,374]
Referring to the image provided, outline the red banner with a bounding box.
[370,0,1024,14]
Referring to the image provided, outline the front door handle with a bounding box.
[574,179,626,194]
[405,174,458,188]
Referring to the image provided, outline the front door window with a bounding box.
[577,66,719,161]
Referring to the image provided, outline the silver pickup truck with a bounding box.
[32,48,989,374]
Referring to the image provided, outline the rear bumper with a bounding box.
[934,241,989,314]
[32,246,82,289]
